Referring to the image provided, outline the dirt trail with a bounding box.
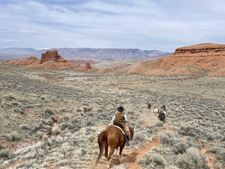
[93,137,160,169]
[201,148,215,169]
[139,107,159,128]
[126,137,160,169]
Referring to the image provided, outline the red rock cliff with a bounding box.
[123,43,225,76]
[40,50,67,64]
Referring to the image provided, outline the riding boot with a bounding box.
[126,135,130,146]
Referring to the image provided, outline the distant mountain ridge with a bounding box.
[0,47,171,61]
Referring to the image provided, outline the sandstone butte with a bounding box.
[3,50,97,72]
[121,43,225,76]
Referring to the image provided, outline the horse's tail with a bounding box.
[96,130,108,166]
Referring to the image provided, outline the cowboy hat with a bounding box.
[117,106,125,112]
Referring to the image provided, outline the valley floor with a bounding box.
[0,63,224,169]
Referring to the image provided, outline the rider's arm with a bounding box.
[124,114,128,122]
[111,115,115,124]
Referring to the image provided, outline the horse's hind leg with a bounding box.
[104,144,108,158]
[114,148,118,156]
[107,147,115,168]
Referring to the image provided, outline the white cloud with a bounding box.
[0,0,225,51]
[0,39,17,42]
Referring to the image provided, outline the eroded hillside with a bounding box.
[100,43,225,77]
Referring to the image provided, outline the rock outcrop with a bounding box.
[40,50,67,64]
[85,63,91,70]
[155,43,225,76]
[3,50,98,72]
[3,56,40,68]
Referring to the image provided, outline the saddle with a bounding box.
[111,123,125,136]
[112,123,130,146]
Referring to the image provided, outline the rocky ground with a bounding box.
[0,62,224,169]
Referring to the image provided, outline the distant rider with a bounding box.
[147,100,151,109]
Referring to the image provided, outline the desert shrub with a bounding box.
[39,123,52,132]
[221,135,225,142]
[86,120,92,126]
[160,131,174,145]
[11,102,19,106]
[58,116,69,123]
[88,136,95,143]
[59,122,67,130]
[177,124,213,141]
[172,142,189,155]
[13,108,25,114]
[176,147,210,169]
[36,131,43,140]
[138,151,166,169]
[52,128,60,135]
[210,148,225,169]
[207,146,222,155]
[67,117,82,132]
[217,150,225,162]
[154,147,177,165]
[5,95,15,101]
[146,125,160,135]
[5,131,21,141]
[0,149,13,160]
[44,108,54,116]
[155,122,164,128]
[133,131,148,144]
[214,162,225,169]
[55,159,71,167]
[14,162,26,169]
[31,123,42,133]
[160,131,193,155]
[42,118,53,126]
[20,123,31,130]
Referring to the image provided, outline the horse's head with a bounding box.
[129,126,134,140]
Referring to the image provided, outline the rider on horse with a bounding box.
[110,106,131,146]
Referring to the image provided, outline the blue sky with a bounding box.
[0,0,225,52]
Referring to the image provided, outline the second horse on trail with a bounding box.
[158,105,167,123]
[153,105,167,123]
[96,125,134,167]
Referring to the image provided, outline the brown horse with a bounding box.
[95,125,134,167]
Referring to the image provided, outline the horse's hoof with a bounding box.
[107,162,110,168]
